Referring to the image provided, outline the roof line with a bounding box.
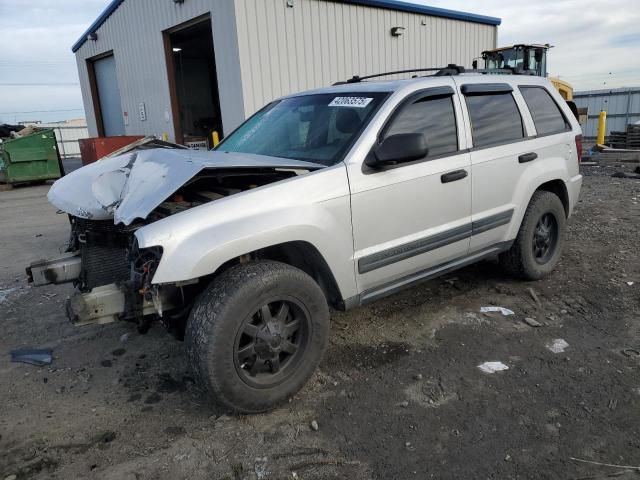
[71,0,501,53]
[337,0,501,25]
[72,0,124,53]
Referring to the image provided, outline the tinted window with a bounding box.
[520,86,568,135]
[465,93,524,148]
[218,92,387,166]
[385,95,458,157]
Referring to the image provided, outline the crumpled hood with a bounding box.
[48,148,323,225]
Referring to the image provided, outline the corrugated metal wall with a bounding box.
[574,87,640,138]
[75,0,496,140]
[234,0,497,116]
[75,0,244,140]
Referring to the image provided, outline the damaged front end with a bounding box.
[28,218,177,327]
[27,147,321,328]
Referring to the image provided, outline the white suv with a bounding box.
[32,70,582,413]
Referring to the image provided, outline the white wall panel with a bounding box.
[75,0,244,140]
[235,0,496,116]
[75,0,496,138]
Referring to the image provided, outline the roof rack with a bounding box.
[334,64,536,85]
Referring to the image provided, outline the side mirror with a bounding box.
[367,133,428,168]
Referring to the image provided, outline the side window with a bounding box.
[520,86,569,135]
[385,95,458,157]
[465,92,524,148]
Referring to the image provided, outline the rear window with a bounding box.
[465,93,524,148]
[520,86,569,135]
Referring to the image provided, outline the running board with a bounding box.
[359,242,512,305]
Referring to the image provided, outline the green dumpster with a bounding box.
[0,128,62,185]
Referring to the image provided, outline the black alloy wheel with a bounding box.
[234,298,310,388]
[532,212,559,264]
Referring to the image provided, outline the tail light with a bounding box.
[575,134,583,163]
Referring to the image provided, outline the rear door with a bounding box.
[517,84,574,175]
[347,82,472,298]
[455,80,534,252]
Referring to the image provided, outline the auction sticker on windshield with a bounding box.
[329,97,374,108]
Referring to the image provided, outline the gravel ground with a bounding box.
[1,166,639,480]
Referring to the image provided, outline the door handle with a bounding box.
[518,152,538,163]
[441,169,468,183]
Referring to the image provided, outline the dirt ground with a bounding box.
[1,163,639,480]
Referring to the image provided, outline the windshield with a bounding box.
[486,48,524,70]
[216,92,389,166]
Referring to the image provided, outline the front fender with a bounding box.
[134,165,358,299]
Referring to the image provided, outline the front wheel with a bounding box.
[185,261,330,413]
[499,190,566,280]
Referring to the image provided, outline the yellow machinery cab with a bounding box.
[481,44,573,100]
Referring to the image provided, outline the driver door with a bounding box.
[347,85,472,298]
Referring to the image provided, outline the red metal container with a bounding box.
[79,136,144,165]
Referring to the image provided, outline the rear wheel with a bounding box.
[185,261,330,413]
[499,190,566,280]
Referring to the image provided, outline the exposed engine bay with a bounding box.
[27,148,322,330]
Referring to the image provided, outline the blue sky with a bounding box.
[0,0,639,124]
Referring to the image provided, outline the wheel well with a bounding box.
[215,241,344,309]
[536,180,569,217]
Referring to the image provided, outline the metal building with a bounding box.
[574,87,640,138]
[72,0,500,145]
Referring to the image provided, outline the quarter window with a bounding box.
[520,86,569,135]
[465,93,524,148]
[385,95,458,157]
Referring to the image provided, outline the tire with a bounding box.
[185,260,330,413]
[499,190,566,280]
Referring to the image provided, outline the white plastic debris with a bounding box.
[0,287,19,304]
[480,306,515,316]
[626,282,634,286]
[547,339,569,354]
[478,361,509,374]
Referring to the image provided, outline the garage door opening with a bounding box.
[164,16,222,148]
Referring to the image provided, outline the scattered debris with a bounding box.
[10,349,53,366]
[310,420,319,431]
[413,373,423,381]
[626,281,635,286]
[119,333,130,343]
[480,306,514,316]
[477,362,509,374]
[41,293,57,300]
[621,348,640,357]
[546,339,569,354]
[527,287,542,307]
[0,286,19,304]
[612,171,640,179]
[569,457,640,471]
[523,317,543,327]
[397,400,409,408]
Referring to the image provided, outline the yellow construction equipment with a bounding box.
[480,44,573,100]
